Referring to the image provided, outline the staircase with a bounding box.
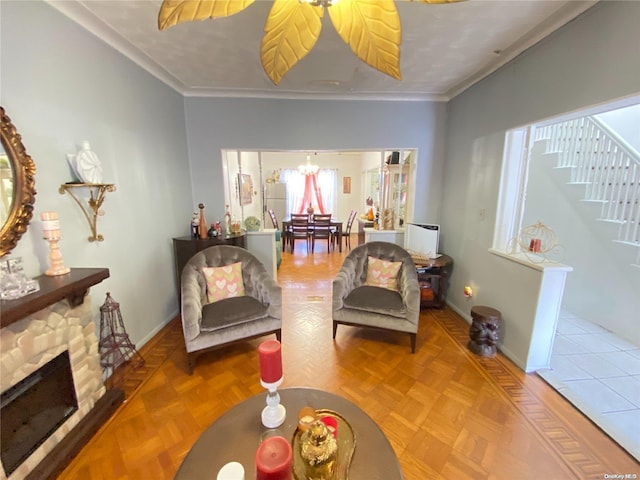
[533,116,640,268]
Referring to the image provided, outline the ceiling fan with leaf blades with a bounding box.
[158,0,464,85]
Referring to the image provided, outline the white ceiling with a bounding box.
[47,0,597,101]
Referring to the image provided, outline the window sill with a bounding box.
[488,249,573,273]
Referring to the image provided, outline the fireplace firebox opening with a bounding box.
[1,350,78,476]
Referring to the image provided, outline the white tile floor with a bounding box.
[537,310,640,462]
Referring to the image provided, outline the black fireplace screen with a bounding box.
[1,350,78,476]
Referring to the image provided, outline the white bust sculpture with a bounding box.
[74,141,103,184]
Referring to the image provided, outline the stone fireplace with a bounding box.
[0,268,122,480]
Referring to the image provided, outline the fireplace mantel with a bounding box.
[1,266,123,480]
[1,268,109,328]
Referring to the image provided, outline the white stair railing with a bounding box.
[534,117,640,246]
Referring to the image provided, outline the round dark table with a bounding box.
[175,387,403,479]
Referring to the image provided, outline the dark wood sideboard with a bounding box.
[172,234,246,300]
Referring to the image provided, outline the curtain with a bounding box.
[281,169,337,217]
[281,169,305,216]
[317,169,337,217]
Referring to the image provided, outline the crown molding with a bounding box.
[445,1,598,100]
[45,0,187,94]
[182,88,448,102]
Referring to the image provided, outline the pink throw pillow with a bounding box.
[202,262,246,304]
[365,256,402,291]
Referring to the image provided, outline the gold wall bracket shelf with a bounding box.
[59,183,116,242]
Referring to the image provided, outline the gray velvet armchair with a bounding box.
[332,242,421,352]
[181,245,282,373]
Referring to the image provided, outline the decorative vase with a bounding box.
[367,208,374,221]
[224,204,232,234]
[198,203,207,239]
[244,216,261,232]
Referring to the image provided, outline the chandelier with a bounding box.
[158,0,464,85]
[298,154,319,176]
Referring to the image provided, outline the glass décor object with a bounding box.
[0,257,39,300]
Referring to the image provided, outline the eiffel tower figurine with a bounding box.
[99,292,145,377]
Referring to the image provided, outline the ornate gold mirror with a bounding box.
[0,107,36,258]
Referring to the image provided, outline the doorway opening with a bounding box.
[497,96,640,460]
[220,149,418,232]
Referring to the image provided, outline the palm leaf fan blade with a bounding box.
[328,0,401,80]
[158,0,255,31]
[261,0,324,85]
[413,0,467,3]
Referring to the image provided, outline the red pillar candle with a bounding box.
[255,436,292,480]
[258,340,283,384]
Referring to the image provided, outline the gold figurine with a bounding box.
[299,420,338,479]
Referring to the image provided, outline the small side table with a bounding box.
[414,254,453,309]
[468,306,502,357]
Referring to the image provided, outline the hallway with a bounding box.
[537,310,640,461]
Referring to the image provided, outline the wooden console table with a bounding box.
[172,234,246,299]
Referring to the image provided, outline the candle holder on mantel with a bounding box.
[41,211,70,276]
[260,376,286,429]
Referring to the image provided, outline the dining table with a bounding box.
[281,217,343,252]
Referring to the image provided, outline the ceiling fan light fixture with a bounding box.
[299,0,338,6]
[158,0,463,85]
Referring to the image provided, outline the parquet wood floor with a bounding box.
[58,238,638,479]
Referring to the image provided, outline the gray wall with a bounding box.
[1,1,192,346]
[441,2,640,367]
[184,98,447,225]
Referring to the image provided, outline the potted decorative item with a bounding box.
[244,216,261,232]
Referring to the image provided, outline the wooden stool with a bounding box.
[468,306,502,357]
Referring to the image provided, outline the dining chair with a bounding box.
[289,214,311,253]
[341,210,358,250]
[268,209,289,251]
[311,213,334,253]
[267,209,279,230]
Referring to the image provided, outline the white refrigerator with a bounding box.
[265,183,288,227]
